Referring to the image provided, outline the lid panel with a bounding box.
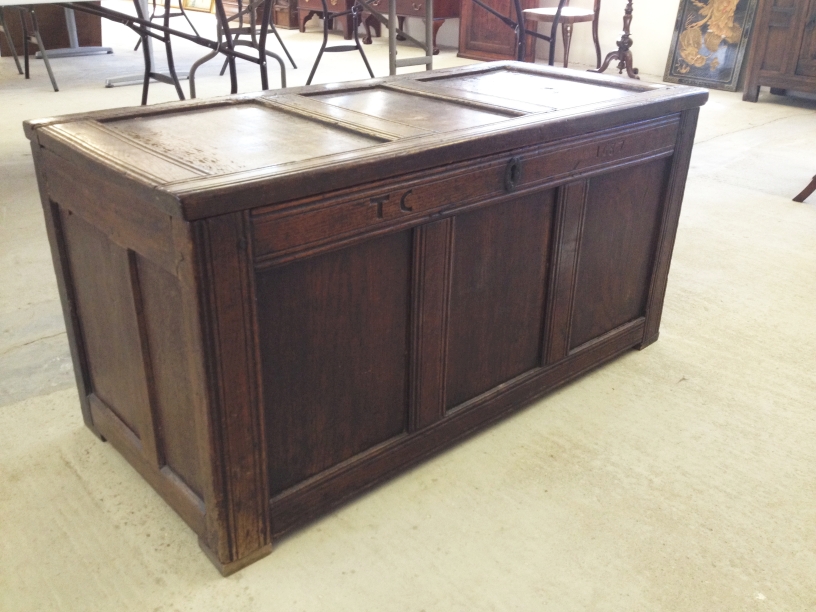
[309,88,513,132]
[425,70,635,109]
[102,104,381,176]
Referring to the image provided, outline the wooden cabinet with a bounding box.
[220,0,298,30]
[0,4,101,56]
[360,0,459,53]
[26,62,706,576]
[458,0,536,61]
[298,0,356,39]
[743,0,816,100]
[272,0,300,28]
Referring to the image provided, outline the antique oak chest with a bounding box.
[26,62,707,575]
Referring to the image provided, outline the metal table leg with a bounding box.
[105,0,188,90]
[0,8,23,74]
[363,0,433,75]
[35,8,113,59]
[18,7,59,91]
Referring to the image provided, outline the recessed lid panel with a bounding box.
[100,104,381,176]
[309,88,514,132]
[424,70,635,109]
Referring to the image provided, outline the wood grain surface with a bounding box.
[27,62,707,575]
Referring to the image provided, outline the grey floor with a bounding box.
[1,10,816,611]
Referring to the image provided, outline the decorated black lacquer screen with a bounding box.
[664,0,759,91]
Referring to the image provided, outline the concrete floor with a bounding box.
[1,9,815,611]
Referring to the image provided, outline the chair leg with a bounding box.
[133,0,151,104]
[269,20,296,68]
[177,2,200,37]
[591,12,601,68]
[29,9,58,91]
[162,2,185,100]
[352,9,373,78]
[305,12,330,85]
[219,37,234,76]
[793,175,816,203]
[135,0,158,50]
[189,20,222,98]
[215,0,239,94]
[308,0,373,85]
[561,22,572,68]
[0,9,23,74]
[140,31,151,105]
[512,0,525,61]
[258,0,271,90]
[547,30,557,66]
[19,9,29,80]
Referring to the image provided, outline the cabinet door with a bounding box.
[756,0,799,74]
[795,0,816,76]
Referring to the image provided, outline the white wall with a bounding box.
[410,0,681,78]
[541,0,679,77]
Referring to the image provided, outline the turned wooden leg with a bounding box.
[396,15,406,41]
[432,18,444,54]
[299,9,317,32]
[362,14,381,44]
[561,22,572,68]
[341,13,352,40]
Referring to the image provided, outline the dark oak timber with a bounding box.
[742,0,816,102]
[26,62,707,576]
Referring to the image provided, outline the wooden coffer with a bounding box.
[25,63,707,575]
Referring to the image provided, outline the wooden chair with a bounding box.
[523,0,601,69]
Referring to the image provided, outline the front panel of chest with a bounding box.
[186,114,680,535]
[243,163,670,516]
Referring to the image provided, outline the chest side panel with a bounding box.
[568,158,672,350]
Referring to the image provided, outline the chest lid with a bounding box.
[26,62,707,220]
